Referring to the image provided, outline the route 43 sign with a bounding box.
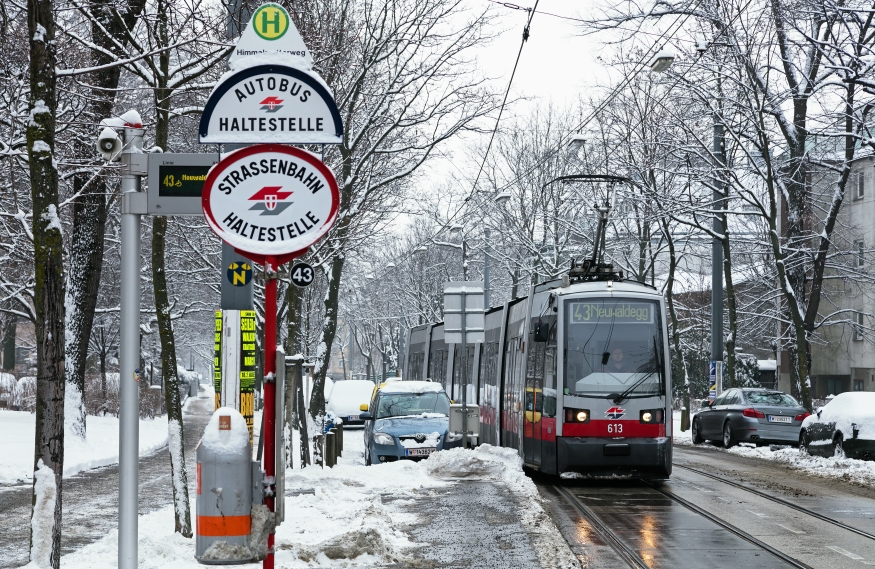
[290,262,314,287]
[202,145,339,264]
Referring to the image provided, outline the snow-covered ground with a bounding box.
[0,410,172,485]
[51,428,577,568]
[673,410,875,487]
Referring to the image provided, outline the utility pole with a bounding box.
[711,114,725,394]
[484,228,490,309]
[119,123,144,569]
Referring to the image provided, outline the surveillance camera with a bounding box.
[96,127,123,161]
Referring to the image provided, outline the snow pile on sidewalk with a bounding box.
[0,411,170,484]
[55,436,578,568]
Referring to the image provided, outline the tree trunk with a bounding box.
[310,252,345,417]
[27,0,65,565]
[64,173,104,438]
[722,226,738,388]
[661,218,689,430]
[99,348,107,416]
[150,6,191,533]
[64,0,147,442]
[2,315,15,371]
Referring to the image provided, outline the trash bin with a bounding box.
[195,407,255,564]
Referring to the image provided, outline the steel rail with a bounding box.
[552,484,649,569]
[675,463,875,542]
[643,481,813,569]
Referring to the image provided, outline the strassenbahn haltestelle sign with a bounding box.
[201,145,339,262]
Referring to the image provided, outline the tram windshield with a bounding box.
[564,298,664,398]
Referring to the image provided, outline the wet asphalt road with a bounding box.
[538,443,875,568]
[0,391,213,568]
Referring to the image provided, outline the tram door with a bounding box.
[523,336,543,466]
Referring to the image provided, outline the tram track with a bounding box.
[674,463,875,542]
[552,484,650,569]
[553,480,812,569]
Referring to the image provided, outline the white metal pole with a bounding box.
[461,291,467,449]
[119,125,144,569]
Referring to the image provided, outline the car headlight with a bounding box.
[446,432,463,442]
[373,432,394,445]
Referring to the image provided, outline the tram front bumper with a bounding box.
[557,436,672,479]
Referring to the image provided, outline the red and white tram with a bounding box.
[405,260,672,479]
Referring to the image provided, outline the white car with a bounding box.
[326,379,376,427]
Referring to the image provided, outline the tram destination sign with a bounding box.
[569,301,654,324]
[147,153,218,215]
[201,144,339,263]
[199,65,343,145]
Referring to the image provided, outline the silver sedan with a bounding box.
[692,388,810,448]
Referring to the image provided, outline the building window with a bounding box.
[856,240,865,268]
[855,379,865,391]
[858,172,866,200]
[856,311,865,341]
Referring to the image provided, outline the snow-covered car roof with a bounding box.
[326,380,377,415]
[803,391,875,439]
[379,381,445,395]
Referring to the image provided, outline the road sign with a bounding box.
[227,261,253,287]
[230,3,313,68]
[443,282,485,344]
[199,65,343,145]
[147,153,218,215]
[290,262,314,287]
[201,144,339,265]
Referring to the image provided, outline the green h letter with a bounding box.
[261,10,281,33]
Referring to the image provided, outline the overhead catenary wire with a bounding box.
[466,0,542,203]
[363,0,708,285]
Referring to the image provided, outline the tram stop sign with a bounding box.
[202,144,339,265]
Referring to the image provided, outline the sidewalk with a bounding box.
[54,405,579,568]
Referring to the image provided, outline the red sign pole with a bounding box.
[263,255,277,569]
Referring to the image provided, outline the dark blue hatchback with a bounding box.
[361,381,462,465]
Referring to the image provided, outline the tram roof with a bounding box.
[534,278,659,296]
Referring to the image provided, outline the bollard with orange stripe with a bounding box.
[195,408,257,564]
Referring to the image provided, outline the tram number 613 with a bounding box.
[607,423,623,434]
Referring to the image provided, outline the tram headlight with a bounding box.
[639,409,665,424]
[565,408,591,423]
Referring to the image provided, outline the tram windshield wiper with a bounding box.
[608,336,662,404]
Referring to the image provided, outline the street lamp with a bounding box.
[652,44,726,393]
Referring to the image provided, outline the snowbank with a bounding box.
[51,435,578,568]
[673,411,875,487]
[0,411,170,484]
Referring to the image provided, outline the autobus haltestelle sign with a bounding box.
[199,65,343,145]
[202,144,339,258]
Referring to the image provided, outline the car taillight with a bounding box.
[565,408,590,423]
[742,408,765,418]
[795,412,810,421]
[640,409,665,423]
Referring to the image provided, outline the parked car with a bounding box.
[361,381,461,465]
[692,387,809,448]
[800,392,875,460]
[325,379,377,427]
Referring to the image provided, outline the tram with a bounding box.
[405,196,672,478]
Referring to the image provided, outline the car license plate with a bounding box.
[347,415,359,421]
[768,415,791,423]
[405,448,436,457]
